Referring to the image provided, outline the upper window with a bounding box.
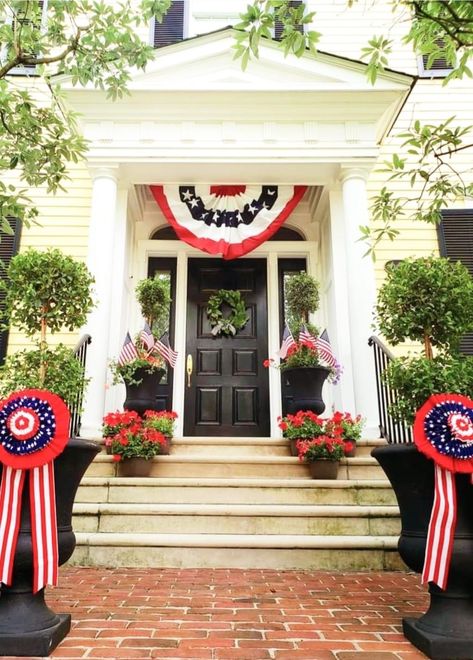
[418,40,454,78]
[274,0,304,41]
[4,0,46,76]
[437,209,473,354]
[153,0,186,48]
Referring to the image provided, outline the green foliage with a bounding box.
[0,0,170,227]
[285,272,320,325]
[0,343,87,407]
[110,353,165,386]
[135,275,171,329]
[2,248,94,335]
[375,256,473,351]
[206,289,249,337]
[384,353,473,425]
[280,340,321,371]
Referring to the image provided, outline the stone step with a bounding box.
[77,477,396,506]
[73,502,400,536]
[70,531,403,571]
[85,454,385,480]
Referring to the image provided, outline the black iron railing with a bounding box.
[368,335,413,444]
[68,334,91,438]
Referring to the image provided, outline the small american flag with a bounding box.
[140,322,155,351]
[315,329,338,368]
[278,323,295,359]
[118,332,138,366]
[155,332,178,368]
[299,323,317,346]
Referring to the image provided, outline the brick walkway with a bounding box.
[11,568,430,659]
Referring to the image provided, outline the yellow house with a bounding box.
[2,1,472,569]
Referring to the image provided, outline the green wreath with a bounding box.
[206,289,249,337]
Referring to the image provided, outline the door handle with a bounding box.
[186,354,193,388]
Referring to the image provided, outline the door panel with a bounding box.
[184,258,269,436]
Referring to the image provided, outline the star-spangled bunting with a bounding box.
[155,333,178,368]
[150,185,307,260]
[140,322,155,352]
[0,389,70,593]
[278,323,295,359]
[118,332,138,366]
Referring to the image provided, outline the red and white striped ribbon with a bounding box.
[422,465,457,590]
[0,466,26,586]
[0,462,58,593]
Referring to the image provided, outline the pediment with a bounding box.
[126,28,411,93]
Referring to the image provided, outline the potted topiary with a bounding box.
[110,274,171,414]
[0,248,99,655]
[372,256,473,658]
[281,272,334,414]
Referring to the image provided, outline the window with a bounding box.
[152,0,186,48]
[4,1,47,76]
[437,209,473,354]
[418,40,454,78]
[274,0,304,41]
[0,218,22,364]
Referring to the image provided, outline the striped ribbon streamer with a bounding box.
[422,465,457,590]
[0,462,58,593]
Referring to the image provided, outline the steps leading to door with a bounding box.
[71,437,403,570]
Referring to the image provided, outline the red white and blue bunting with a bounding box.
[151,185,307,260]
[0,389,69,593]
[414,394,473,590]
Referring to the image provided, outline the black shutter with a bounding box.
[274,1,304,41]
[438,209,473,355]
[153,1,184,48]
[419,39,453,77]
[0,218,22,364]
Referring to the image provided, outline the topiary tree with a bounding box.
[285,272,320,326]
[0,248,94,405]
[375,256,473,424]
[135,275,171,336]
[376,256,473,358]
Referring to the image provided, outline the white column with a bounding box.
[340,167,379,437]
[80,167,119,438]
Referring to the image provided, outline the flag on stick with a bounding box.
[278,323,296,359]
[155,332,178,368]
[315,329,338,368]
[299,323,317,346]
[140,322,155,351]
[118,332,138,366]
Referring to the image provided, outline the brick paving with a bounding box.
[9,568,430,659]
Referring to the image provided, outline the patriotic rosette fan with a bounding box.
[414,393,473,590]
[151,185,307,260]
[0,389,69,593]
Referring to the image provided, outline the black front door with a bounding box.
[184,258,269,436]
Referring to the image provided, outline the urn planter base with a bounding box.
[403,616,473,660]
[0,612,70,657]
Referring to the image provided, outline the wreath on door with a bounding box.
[206,289,249,337]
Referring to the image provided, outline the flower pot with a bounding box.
[0,437,100,656]
[308,459,339,479]
[123,367,165,416]
[283,366,331,415]
[344,442,357,458]
[161,435,172,456]
[372,444,473,659]
[289,438,299,457]
[118,456,155,477]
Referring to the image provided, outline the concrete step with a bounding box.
[70,531,403,571]
[85,454,385,480]
[77,477,396,506]
[73,502,400,536]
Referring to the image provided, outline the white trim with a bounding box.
[134,240,317,438]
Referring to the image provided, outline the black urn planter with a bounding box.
[123,367,165,416]
[283,366,330,415]
[372,443,473,660]
[0,437,99,657]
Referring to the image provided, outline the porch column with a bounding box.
[80,166,119,438]
[340,167,379,437]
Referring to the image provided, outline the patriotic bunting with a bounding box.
[414,393,473,590]
[151,185,307,260]
[0,389,70,593]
